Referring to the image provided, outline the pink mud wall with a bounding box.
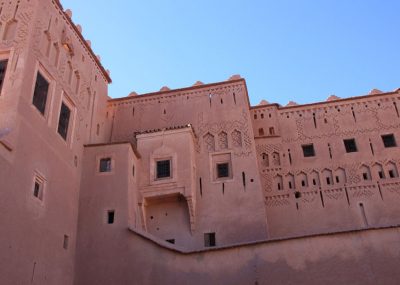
[74,223,400,285]
[0,0,109,284]
[107,80,268,248]
[252,92,400,238]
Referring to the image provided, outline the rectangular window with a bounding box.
[99,158,112,172]
[217,163,229,178]
[363,173,368,180]
[389,170,395,178]
[33,175,45,201]
[107,210,115,224]
[156,160,171,179]
[0,59,8,94]
[57,102,71,140]
[343,139,357,153]
[204,232,216,247]
[32,72,49,115]
[63,235,69,250]
[302,144,315,157]
[382,134,397,148]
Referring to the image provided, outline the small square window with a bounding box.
[382,134,397,148]
[344,139,358,153]
[302,144,315,157]
[156,160,171,179]
[107,210,115,224]
[217,163,229,178]
[99,158,112,172]
[204,232,216,247]
[32,72,49,115]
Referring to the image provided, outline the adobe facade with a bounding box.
[1,0,400,284]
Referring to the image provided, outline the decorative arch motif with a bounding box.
[203,133,215,152]
[231,130,242,147]
[272,152,280,166]
[218,131,228,149]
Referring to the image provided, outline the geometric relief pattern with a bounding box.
[324,188,344,201]
[218,131,228,149]
[197,108,252,157]
[265,195,290,207]
[350,186,375,199]
[203,132,215,152]
[231,129,242,147]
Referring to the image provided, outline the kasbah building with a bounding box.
[0,0,400,284]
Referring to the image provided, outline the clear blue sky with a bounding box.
[61,0,400,106]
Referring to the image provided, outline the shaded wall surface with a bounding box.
[74,226,400,285]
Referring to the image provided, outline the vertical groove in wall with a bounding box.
[233,92,236,104]
[394,102,399,117]
[369,139,374,155]
[242,172,246,190]
[377,183,383,200]
[320,190,325,207]
[328,143,332,159]
[199,177,202,197]
[359,203,368,227]
[222,183,225,195]
[345,187,350,205]
[31,262,36,283]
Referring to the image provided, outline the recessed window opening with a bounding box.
[326,177,331,185]
[217,163,229,178]
[63,235,69,250]
[258,128,264,136]
[166,239,175,244]
[313,179,316,185]
[204,232,216,247]
[32,72,49,115]
[301,180,305,187]
[269,127,275,135]
[302,144,315,157]
[381,134,396,148]
[57,102,71,141]
[344,138,358,153]
[389,170,395,178]
[277,183,281,190]
[107,210,115,224]
[156,160,171,179]
[363,173,368,180]
[295,192,301,199]
[378,171,384,179]
[261,113,264,119]
[99,158,112,172]
[0,59,8,95]
[288,181,292,189]
[254,114,257,119]
[312,113,317,128]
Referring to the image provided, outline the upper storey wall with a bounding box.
[108,79,251,146]
[252,91,400,175]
